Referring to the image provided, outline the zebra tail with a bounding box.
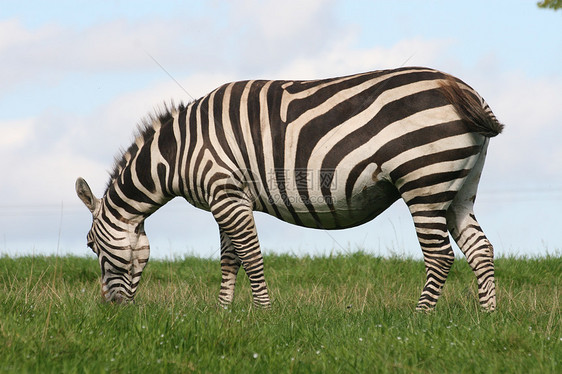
[439,77,504,138]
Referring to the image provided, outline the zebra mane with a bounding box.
[105,101,186,192]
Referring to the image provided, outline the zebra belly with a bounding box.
[259,179,400,230]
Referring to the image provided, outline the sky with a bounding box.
[1,0,561,260]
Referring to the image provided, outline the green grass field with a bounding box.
[1,253,560,373]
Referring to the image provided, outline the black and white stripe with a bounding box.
[76,66,502,310]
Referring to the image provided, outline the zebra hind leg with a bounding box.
[446,139,496,311]
[411,210,455,311]
[218,229,242,306]
[447,199,496,311]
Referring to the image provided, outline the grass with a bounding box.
[0,253,560,373]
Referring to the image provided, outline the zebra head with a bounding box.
[75,177,150,303]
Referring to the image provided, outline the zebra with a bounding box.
[76,66,503,311]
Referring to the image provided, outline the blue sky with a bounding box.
[1,1,561,259]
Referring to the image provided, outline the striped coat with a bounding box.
[76,67,502,310]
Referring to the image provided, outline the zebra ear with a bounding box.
[75,177,99,214]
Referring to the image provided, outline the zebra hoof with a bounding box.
[415,304,435,313]
[480,304,496,313]
[253,301,272,310]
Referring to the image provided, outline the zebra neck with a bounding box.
[104,176,171,223]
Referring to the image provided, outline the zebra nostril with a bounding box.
[109,290,134,304]
[112,293,124,304]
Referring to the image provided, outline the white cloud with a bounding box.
[0,118,34,149]
[0,119,106,203]
[0,19,56,51]
[494,73,562,134]
[0,17,226,96]
[0,1,341,96]
[272,37,451,79]
[237,0,332,40]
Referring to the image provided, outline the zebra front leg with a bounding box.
[211,199,271,308]
[412,211,455,311]
[218,229,241,306]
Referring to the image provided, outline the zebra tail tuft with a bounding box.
[439,77,504,138]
